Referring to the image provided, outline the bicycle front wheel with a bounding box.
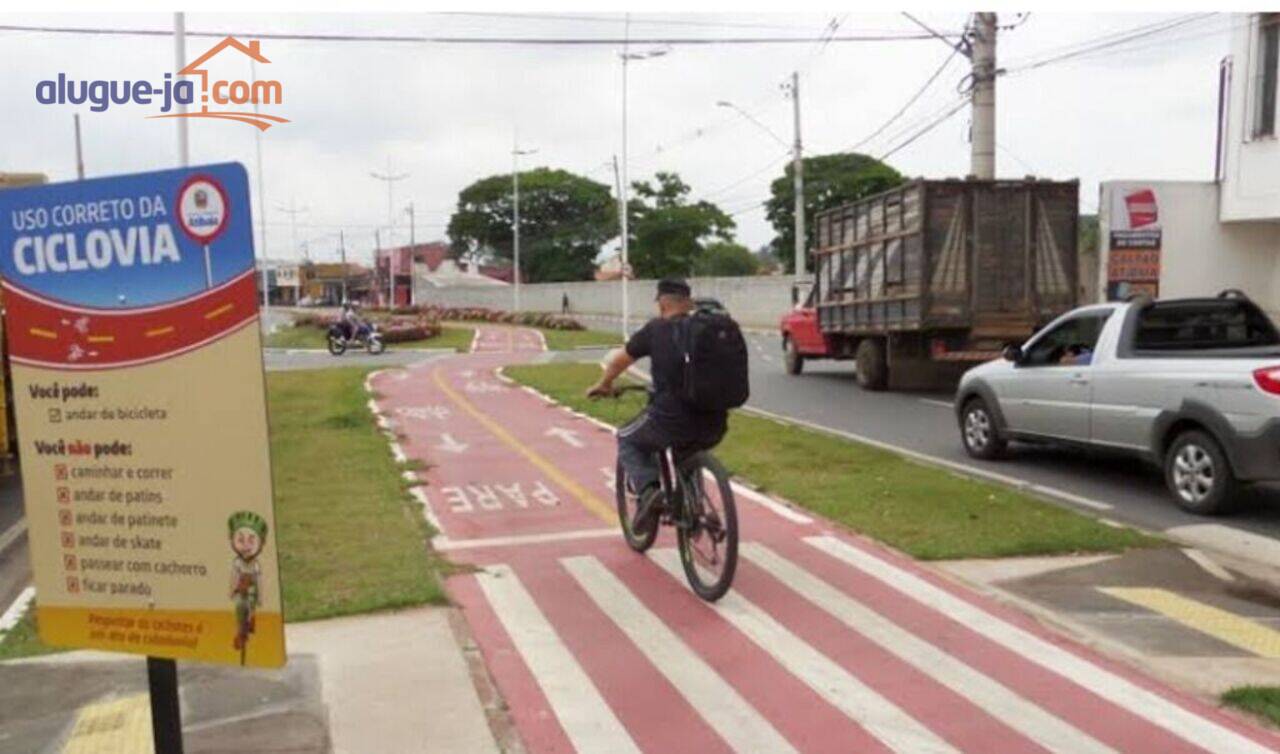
[616,459,658,553]
[677,454,738,602]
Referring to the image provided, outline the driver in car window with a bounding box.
[1058,344,1093,366]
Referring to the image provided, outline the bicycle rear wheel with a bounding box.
[677,454,738,602]
[616,459,658,552]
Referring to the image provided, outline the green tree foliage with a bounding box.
[628,172,735,279]
[693,242,760,277]
[447,168,617,283]
[765,152,904,273]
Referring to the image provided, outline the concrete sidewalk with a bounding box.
[0,606,502,754]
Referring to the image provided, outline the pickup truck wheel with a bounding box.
[855,338,888,391]
[784,338,804,375]
[960,398,1006,459]
[1164,430,1239,515]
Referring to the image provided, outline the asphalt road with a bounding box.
[578,312,1280,566]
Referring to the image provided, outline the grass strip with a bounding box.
[1223,686,1280,727]
[503,362,1163,561]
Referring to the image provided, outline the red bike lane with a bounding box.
[368,326,1280,754]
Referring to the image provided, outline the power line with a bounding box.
[876,97,969,162]
[0,22,965,46]
[1004,13,1216,73]
[1010,14,1236,70]
[845,40,963,154]
[439,12,911,34]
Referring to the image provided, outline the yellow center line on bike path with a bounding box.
[431,366,617,524]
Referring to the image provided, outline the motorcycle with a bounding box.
[327,321,386,356]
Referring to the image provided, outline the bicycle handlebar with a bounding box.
[613,384,649,395]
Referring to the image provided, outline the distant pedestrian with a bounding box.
[561,292,570,314]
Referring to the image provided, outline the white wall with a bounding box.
[1100,180,1280,320]
[1221,14,1280,222]
[413,275,795,328]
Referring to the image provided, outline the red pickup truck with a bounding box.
[779,283,829,375]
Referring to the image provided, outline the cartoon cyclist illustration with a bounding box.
[228,510,268,665]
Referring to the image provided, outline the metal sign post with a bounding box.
[148,657,184,754]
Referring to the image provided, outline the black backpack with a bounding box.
[676,312,750,411]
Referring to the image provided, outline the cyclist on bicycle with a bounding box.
[586,278,728,533]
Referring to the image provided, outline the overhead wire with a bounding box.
[0,22,966,46]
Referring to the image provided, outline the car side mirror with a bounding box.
[1002,344,1023,363]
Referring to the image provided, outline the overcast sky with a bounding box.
[0,11,1237,267]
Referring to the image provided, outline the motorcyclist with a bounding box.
[340,302,365,341]
[586,278,728,533]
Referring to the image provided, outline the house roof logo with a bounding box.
[149,36,289,131]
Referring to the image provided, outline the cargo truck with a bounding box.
[779,178,1080,389]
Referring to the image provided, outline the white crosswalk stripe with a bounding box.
[742,543,1116,754]
[475,564,641,754]
[563,555,798,754]
[805,535,1277,754]
[649,548,960,754]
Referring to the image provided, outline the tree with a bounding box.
[693,242,760,277]
[628,172,735,279]
[447,168,617,283]
[765,152,904,274]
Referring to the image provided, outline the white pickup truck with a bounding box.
[956,292,1280,514]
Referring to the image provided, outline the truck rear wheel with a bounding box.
[855,338,888,391]
[784,337,804,375]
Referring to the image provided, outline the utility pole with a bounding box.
[370,158,409,236]
[339,230,348,304]
[787,71,805,281]
[73,115,85,179]
[405,201,416,307]
[970,13,998,179]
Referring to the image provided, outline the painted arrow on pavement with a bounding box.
[545,427,584,448]
[436,433,470,454]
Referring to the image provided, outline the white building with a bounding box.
[1100,13,1280,320]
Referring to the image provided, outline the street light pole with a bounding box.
[173,12,189,167]
[621,41,630,337]
[789,71,805,282]
[251,60,270,316]
[276,200,308,261]
[512,137,538,313]
[618,29,668,337]
[371,158,409,236]
[73,114,85,179]
[716,79,804,281]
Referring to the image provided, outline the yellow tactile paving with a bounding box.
[1101,587,1280,658]
[61,693,153,753]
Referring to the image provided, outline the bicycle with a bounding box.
[601,384,738,602]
